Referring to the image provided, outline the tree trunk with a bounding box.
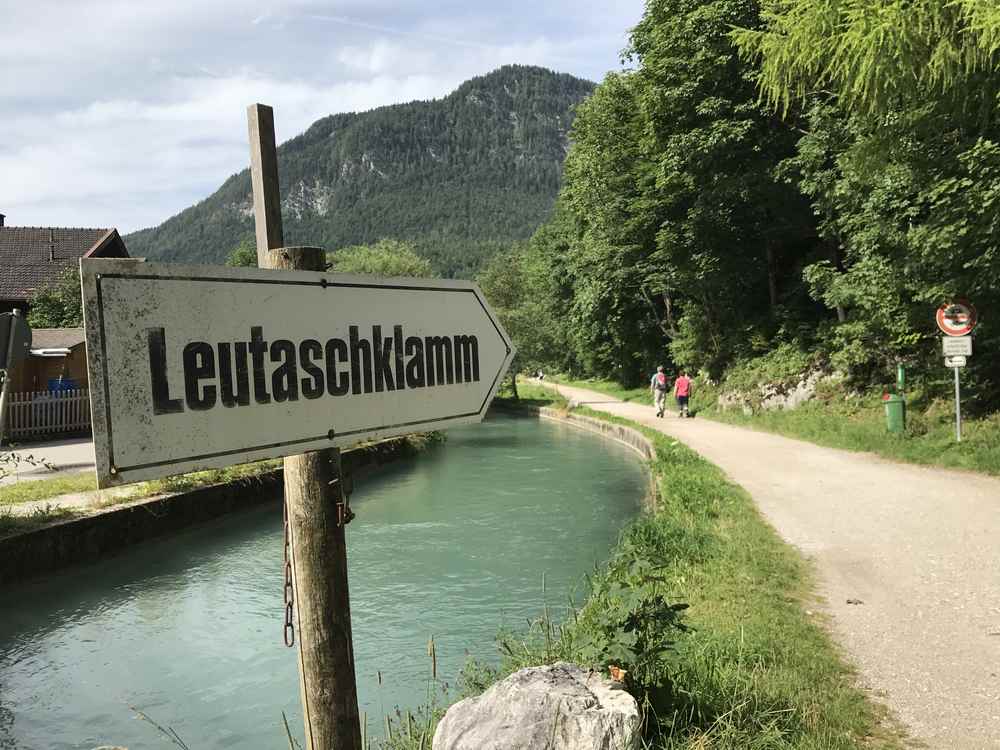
[662,292,679,336]
[640,287,680,338]
[828,240,848,322]
[510,371,519,400]
[765,239,779,310]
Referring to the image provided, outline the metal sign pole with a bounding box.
[0,309,22,446]
[954,365,962,443]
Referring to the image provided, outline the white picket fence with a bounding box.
[5,389,92,440]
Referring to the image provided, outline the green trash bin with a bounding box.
[884,394,906,434]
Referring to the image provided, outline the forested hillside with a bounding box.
[126,65,594,276]
[485,0,1000,411]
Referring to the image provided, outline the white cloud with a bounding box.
[0,0,645,232]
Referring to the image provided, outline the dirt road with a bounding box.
[550,383,1000,748]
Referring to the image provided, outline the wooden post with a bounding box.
[247,103,362,750]
[248,104,285,266]
[0,309,23,446]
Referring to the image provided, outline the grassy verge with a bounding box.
[0,503,80,536]
[556,376,650,404]
[0,433,444,518]
[693,381,1000,475]
[387,405,902,749]
[0,473,97,505]
[551,374,1000,475]
[494,380,570,409]
[571,409,900,746]
[137,459,283,496]
[0,460,281,508]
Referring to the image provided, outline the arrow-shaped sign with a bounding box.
[82,259,514,487]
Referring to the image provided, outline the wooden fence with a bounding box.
[5,389,92,440]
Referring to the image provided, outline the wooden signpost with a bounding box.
[248,103,359,750]
[79,104,514,749]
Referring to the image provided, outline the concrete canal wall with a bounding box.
[0,437,416,587]
[492,402,659,510]
[0,408,656,587]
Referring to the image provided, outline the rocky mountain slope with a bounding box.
[126,65,595,276]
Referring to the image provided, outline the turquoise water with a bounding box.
[0,414,647,749]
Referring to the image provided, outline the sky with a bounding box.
[0,0,645,234]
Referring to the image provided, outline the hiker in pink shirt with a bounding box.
[674,370,692,418]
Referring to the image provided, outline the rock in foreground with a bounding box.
[433,662,639,750]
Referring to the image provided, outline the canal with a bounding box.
[0,414,647,750]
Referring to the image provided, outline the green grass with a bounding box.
[0,432,444,536]
[389,405,903,749]
[494,379,570,409]
[0,472,97,506]
[568,409,902,747]
[0,460,280,508]
[556,375,651,404]
[692,380,1000,476]
[0,503,80,536]
[138,459,282,496]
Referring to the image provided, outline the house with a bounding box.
[0,215,132,440]
[0,214,131,315]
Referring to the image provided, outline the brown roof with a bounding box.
[0,227,130,302]
[30,328,86,350]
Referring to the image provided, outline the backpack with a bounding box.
[654,373,668,391]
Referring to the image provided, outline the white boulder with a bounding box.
[433,662,639,750]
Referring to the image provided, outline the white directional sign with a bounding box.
[942,336,972,356]
[81,259,514,487]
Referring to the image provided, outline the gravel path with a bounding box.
[551,382,1000,749]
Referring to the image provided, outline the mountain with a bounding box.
[126,65,595,277]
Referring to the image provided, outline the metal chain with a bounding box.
[335,474,356,527]
[283,499,295,648]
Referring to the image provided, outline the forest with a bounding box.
[481,0,1000,412]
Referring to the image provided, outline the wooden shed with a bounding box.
[4,329,92,440]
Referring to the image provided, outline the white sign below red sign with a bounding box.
[942,336,973,356]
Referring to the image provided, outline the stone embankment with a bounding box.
[716,369,842,414]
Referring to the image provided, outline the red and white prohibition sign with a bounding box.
[936,299,978,337]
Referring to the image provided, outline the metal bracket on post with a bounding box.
[329,475,356,527]
[336,499,356,527]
